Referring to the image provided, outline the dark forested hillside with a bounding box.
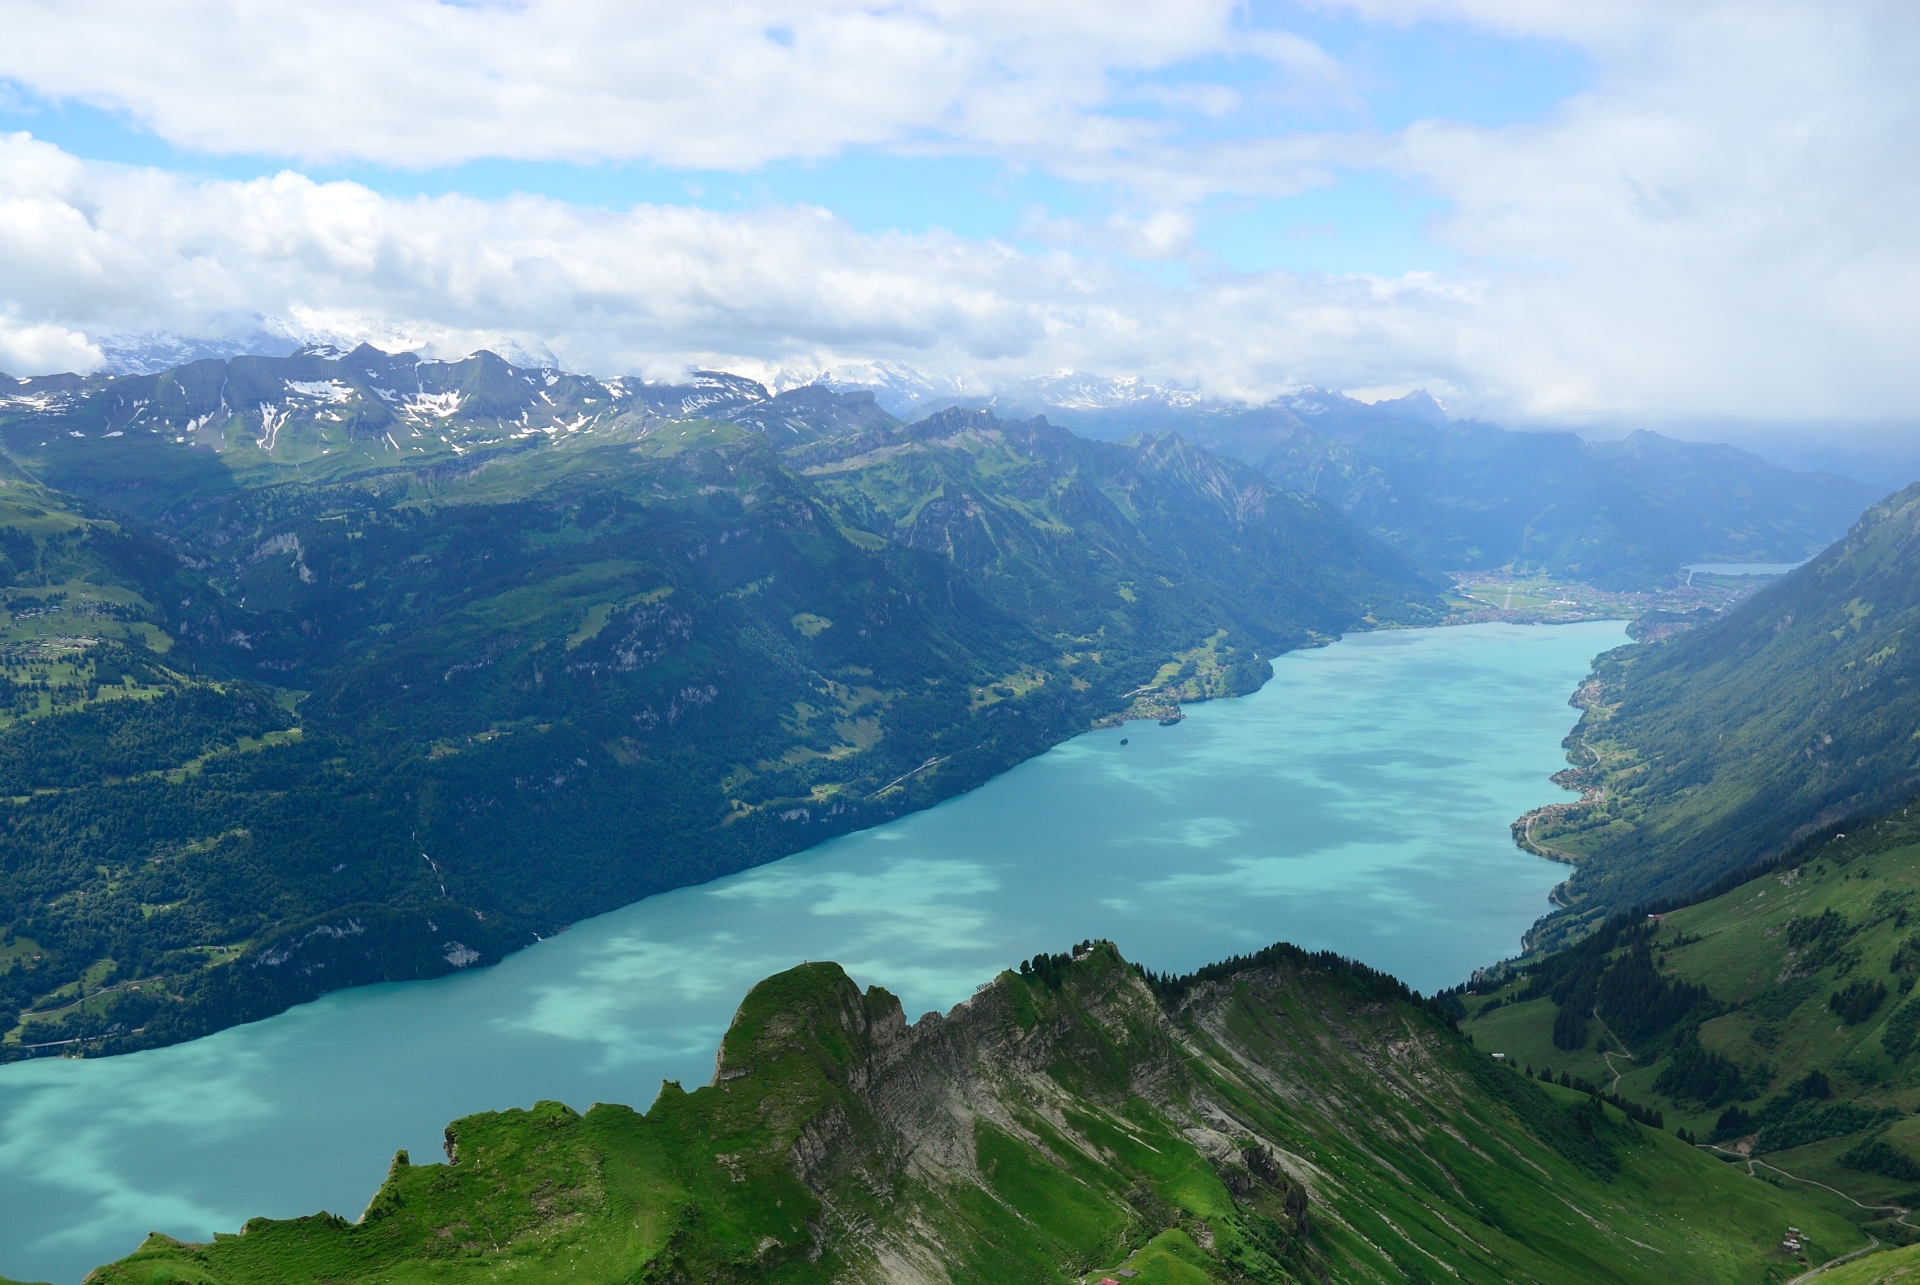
[797,406,1434,654]
[0,349,1443,1058]
[1526,480,1920,934]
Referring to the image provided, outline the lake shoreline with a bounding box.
[0,619,1626,1285]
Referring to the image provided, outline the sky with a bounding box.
[0,0,1915,433]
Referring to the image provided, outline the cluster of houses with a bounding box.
[1782,1226,1804,1256]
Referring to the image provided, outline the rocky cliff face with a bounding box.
[93,943,1857,1285]
[688,948,1314,1281]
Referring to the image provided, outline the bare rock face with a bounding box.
[766,945,1320,1280]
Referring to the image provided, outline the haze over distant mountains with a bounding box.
[74,335,1918,494]
[800,367,1890,587]
[829,362,1919,489]
[11,343,1887,592]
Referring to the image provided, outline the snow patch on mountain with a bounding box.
[403,391,465,419]
[284,379,353,402]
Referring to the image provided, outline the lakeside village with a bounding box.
[1448,566,1789,639]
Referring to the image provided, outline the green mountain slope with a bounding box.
[1468,798,1920,1256]
[0,352,1444,1058]
[796,408,1440,699]
[1822,1240,1920,1281]
[1527,481,1920,932]
[0,348,776,518]
[86,941,1851,1284]
[1039,389,1882,589]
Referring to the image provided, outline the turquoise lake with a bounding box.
[0,620,1625,1283]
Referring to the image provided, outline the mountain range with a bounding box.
[0,346,1444,1058]
[30,344,1888,589]
[8,341,1920,1278]
[892,376,1884,590]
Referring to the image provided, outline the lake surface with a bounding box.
[0,620,1625,1284]
[1684,560,1808,577]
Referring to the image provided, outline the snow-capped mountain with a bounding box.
[97,329,305,375]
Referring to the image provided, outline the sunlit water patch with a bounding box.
[0,620,1625,1282]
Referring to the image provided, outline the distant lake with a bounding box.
[0,620,1626,1284]
[1684,560,1808,577]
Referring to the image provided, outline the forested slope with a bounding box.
[1529,480,1920,931]
[1008,386,1882,588]
[0,349,1444,1058]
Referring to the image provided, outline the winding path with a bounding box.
[1590,1008,1635,1093]
[17,978,140,1020]
[1520,810,1585,864]
[1698,1144,1915,1281]
[1787,1236,1881,1284]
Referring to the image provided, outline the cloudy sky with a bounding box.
[0,0,1915,433]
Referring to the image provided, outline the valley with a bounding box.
[0,619,1613,1283]
[1447,566,1786,636]
[0,349,1449,1060]
[969,383,1880,592]
[0,5,1911,1280]
[0,346,1912,1282]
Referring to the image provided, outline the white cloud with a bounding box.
[0,320,101,375]
[0,1,1281,181]
[0,131,1478,398]
[1387,1,1920,422]
[0,2,1388,209]
[0,3,1916,427]
[1019,208,1199,260]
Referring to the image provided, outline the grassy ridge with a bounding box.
[89,942,1852,1284]
[1821,1241,1920,1281]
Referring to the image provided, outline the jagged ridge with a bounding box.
[96,941,1854,1283]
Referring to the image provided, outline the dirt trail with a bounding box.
[1589,1008,1635,1093]
[1787,1236,1881,1284]
[16,977,143,1020]
[1699,1143,1915,1281]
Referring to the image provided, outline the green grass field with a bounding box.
[1473,804,1920,1242]
[1821,1239,1920,1282]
